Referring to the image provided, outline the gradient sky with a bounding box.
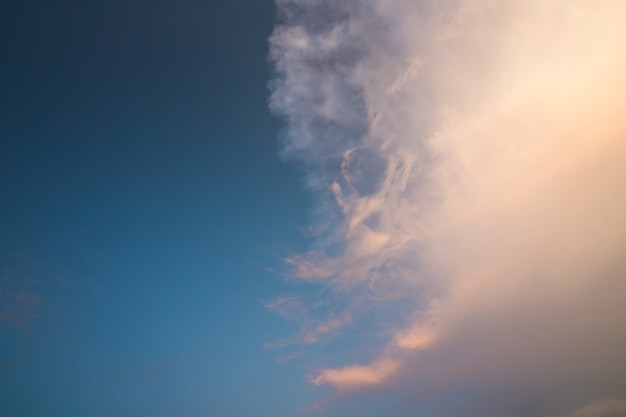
[0,1,318,416]
[2,1,626,417]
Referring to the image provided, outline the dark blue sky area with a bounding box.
[0,1,317,416]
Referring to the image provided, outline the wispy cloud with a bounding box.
[566,399,626,417]
[269,0,626,415]
[264,295,308,320]
[0,255,45,333]
[311,357,399,392]
[264,293,352,347]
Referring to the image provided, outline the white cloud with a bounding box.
[269,0,626,415]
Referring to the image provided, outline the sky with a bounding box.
[2,1,626,417]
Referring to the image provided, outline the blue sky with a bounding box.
[3,1,626,417]
[1,1,317,416]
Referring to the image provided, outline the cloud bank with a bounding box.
[269,1,626,416]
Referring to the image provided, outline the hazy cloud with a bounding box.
[269,0,626,415]
[567,399,626,417]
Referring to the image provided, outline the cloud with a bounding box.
[269,0,626,415]
[566,399,626,417]
[264,295,308,320]
[264,294,352,348]
[0,256,44,333]
[311,357,399,392]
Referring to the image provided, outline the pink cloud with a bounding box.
[270,0,626,415]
